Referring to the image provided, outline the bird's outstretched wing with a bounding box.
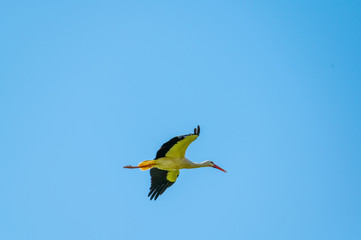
[148,168,179,200]
[155,125,200,159]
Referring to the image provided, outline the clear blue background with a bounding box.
[1,1,360,239]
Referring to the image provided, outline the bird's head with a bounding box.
[203,161,227,173]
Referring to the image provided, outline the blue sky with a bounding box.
[1,1,361,239]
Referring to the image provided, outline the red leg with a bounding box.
[123,164,154,169]
[123,165,140,169]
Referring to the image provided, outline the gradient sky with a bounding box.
[1,1,361,240]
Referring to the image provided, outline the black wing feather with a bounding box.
[155,125,200,159]
[148,168,176,200]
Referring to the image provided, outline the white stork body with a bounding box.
[154,157,210,170]
[124,125,226,200]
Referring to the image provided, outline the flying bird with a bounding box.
[124,125,226,200]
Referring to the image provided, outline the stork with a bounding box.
[124,125,226,200]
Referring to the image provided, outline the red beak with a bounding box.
[213,164,227,173]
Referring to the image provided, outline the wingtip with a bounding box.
[194,125,200,135]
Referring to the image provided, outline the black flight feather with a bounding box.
[155,125,200,159]
[148,168,176,200]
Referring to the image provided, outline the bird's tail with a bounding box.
[138,160,156,170]
[123,160,156,171]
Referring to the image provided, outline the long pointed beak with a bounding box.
[213,164,227,173]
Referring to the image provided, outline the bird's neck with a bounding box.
[184,159,208,169]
